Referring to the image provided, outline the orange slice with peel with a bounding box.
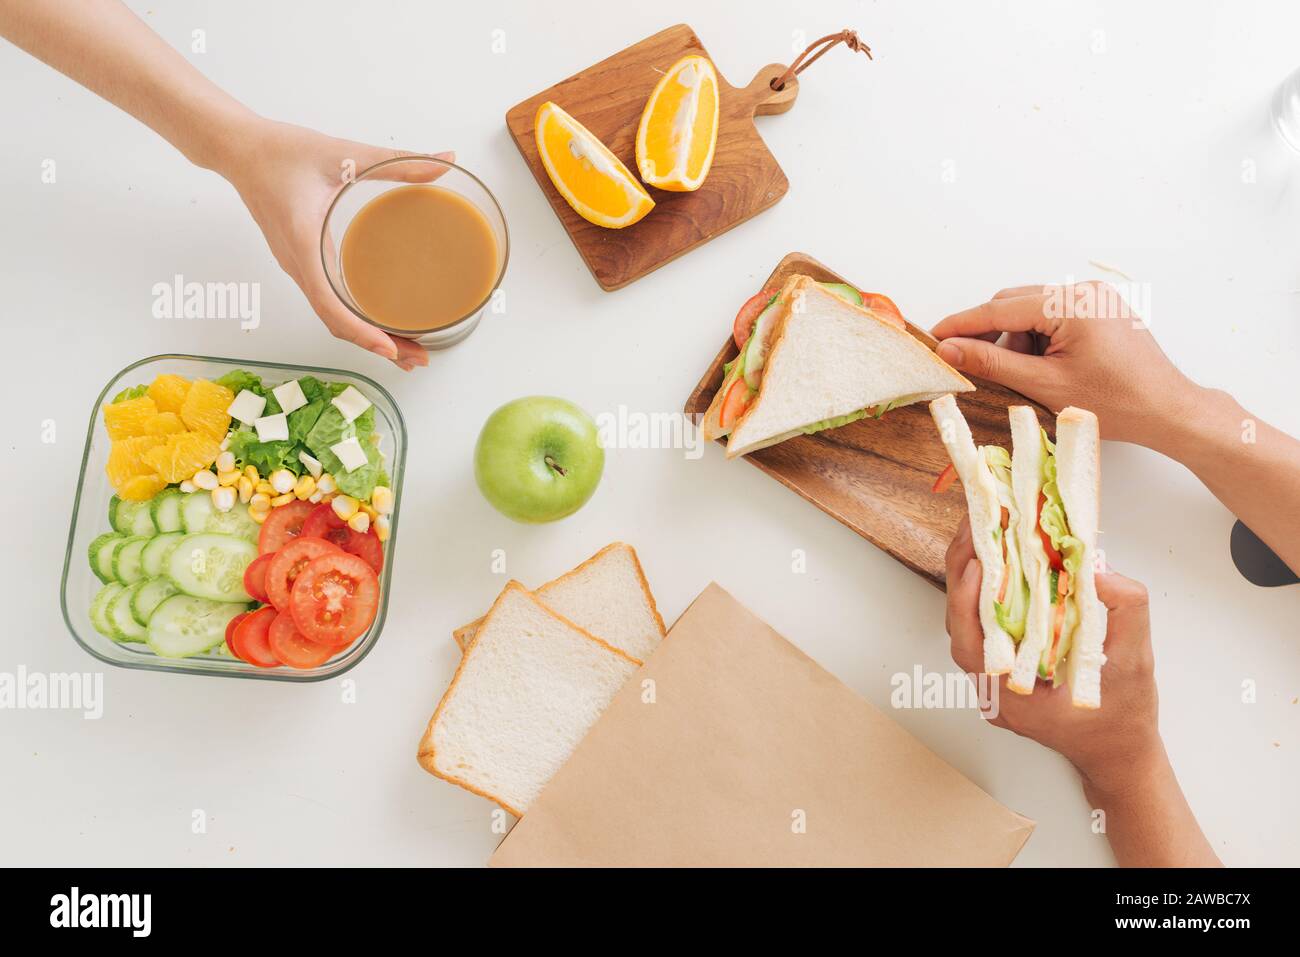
[635,55,719,192]
[534,102,654,229]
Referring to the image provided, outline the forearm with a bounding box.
[1082,748,1221,867]
[0,0,256,172]
[1149,385,1300,575]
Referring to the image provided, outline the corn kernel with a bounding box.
[192,469,218,491]
[316,474,337,495]
[294,475,316,500]
[244,465,260,483]
[374,514,390,542]
[308,490,323,504]
[250,492,271,511]
[255,480,275,497]
[249,507,269,524]
[359,502,377,521]
[237,475,253,504]
[270,492,295,507]
[215,451,236,473]
[331,494,358,521]
[217,470,241,487]
[370,486,394,514]
[220,436,231,452]
[179,480,197,494]
[211,486,236,513]
[269,469,296,495]
[348,511,370,534]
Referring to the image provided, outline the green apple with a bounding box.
[474,396,604,523]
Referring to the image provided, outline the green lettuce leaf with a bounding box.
[111,384,148,403]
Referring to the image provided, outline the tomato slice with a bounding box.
[224,611,251,660]
[733,288,777,350]
[861,293,907,330]
[290,551,380,648]
[300,502,384,573]
[268,612,336,669]
[243,553,274,604]
[266,537,341,610]
[1035,493,1065,571]
[229,607,280,668]
[257,498,316,555]
[717,378,750,431]
[931,463,957,493]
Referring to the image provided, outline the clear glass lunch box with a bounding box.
[59,354,405,682]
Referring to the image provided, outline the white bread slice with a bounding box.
[452,543,665,660]
[929,394,1016,674]
[726,277,973,458]
[419,582,642,816]
[1056,407,1107,709]
[1008,406,1053,694]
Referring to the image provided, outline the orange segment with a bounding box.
[143,411,186,435]
[180,379,234,440]
[635,55,719,192]
[147,374,191,414]
[106,435,165,490]
[534,102,654,229]
[143,431,222,484]
[120,474,168,502]
[103,396,159,440]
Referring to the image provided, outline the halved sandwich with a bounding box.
[929,394,1027,675]
[1007,406,1107,708]
[702,275,974,458]
[930,396,1107,707]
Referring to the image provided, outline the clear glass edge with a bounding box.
[58,353,407,683]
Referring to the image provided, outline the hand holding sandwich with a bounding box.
[946,519,1222,867]
[933,281,1300,576]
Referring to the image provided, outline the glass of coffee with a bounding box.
[321,156,509,350]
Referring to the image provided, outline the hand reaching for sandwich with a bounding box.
[945,518,1221,867]
[930,282,1195,448]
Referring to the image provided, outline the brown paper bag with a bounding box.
[491,583,1033,867]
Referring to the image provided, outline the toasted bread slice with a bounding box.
[419,582,642,815]
[453,543,665,661]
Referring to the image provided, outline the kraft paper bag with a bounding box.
[490,583,1034,867]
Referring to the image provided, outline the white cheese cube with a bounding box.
[298,450,322,478]
[272,379,308,414]
[330,436,368,472]
[227,389,267,425]
[254,412,289,442]
[331,385,372,424]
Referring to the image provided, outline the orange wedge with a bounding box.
[534,102,654,229]
[635,55,719,192]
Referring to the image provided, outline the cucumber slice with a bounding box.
[743,299,782,391]
[88,532,123,583]
[111,498,157,537]
[130,577,179,627]
[109,495,125,533]
[150,488,185,533]
[818,281,864,306]
[141,532,183,579]
[165,533,257,602]
[180,492,259,542]
[108,582,148,642]
[111,536,150,584]
[90,582,125,639]
[146,594,246,657]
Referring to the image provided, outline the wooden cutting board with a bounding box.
[505,23,798,291]
[684,252,1052,590]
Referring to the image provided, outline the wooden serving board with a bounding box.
[684,252,1051,590]
[505,23,798,291]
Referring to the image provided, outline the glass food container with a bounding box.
[59,354,405,682]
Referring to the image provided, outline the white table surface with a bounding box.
[3,0,1298,867]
